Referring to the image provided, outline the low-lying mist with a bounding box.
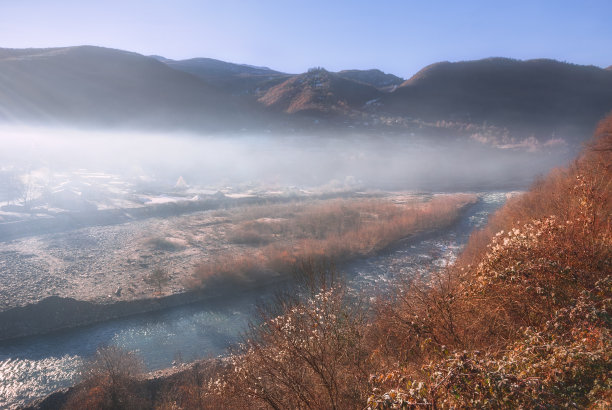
[0,125,572,203]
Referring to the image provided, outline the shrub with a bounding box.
[219,262,372,409]
[366,114,612,408]
[368,276,611,408]
[145,237,184,252]
[145,267,171,295]
[64,346,147,410]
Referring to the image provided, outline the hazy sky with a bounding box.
[1,0,610,77]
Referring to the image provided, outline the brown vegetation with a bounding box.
[222,260,371,409]
[64,346,147,409]
[178,115,609,408]
[366,114,612,407]
[190,194,476,289]
[145,267,171,295]
[258,68,381,115]
[59,117,611,409]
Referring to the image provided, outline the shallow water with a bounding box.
[0,192,508,408]
[348,191,507,292]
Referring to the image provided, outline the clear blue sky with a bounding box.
[1,0,610,78]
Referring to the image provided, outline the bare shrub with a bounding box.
[145,237,184,252]
[64,346,147,410]
[145,267,171,295]
[219,262,372,409]
[154,360,237,410]
[368,275,612,408]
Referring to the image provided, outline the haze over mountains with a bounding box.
[1,45,611,146]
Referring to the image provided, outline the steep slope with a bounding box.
[157,57,282,77]
[380,58,612,139]
[337,69,403,89]
[155,57,291,96]
[258,68,381,116]
[0,46,251,130]
[368,113,612,408]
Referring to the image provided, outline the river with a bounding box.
[0,191,509,408]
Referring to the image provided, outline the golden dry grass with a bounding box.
[189,194,477,288]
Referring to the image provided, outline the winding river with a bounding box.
[0,192,509,408]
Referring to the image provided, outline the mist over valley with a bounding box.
[0,5,611,407]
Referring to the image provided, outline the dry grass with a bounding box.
[189,194,477,288]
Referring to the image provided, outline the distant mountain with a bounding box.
[157,57,281,77]
[337,69,403,90]
[1,47,612,142]
[258,68,381,116]
[379,58,612,138]
[0,46,253,130]
[154,57,291,97]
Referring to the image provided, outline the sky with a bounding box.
[1,0,611,78]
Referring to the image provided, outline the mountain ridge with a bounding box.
[155,56,291,97]
[382,57,612,139]
[0,45,258,130]
[1,45,612,143]
[336,69,403,89]
[257,68,382,116]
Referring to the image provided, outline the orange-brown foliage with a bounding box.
[64,346,148,410]
[367,114,612,407]
[190,194,477,289]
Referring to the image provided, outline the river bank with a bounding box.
[0,209,467,343]
[1,193,509,409]
[1,193,475,342]
[24,361,202,410]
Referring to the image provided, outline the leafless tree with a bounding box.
[65,346,147,409]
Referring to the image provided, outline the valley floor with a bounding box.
[1,191,464,311]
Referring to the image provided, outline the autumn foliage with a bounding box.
[367,114,611,407]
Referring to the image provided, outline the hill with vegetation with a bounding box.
[380,58,612,142]
[364,113,611,407]
[0,46,254,130]
[257,67,382,116]
[206,114,610,409]
[153,56,291,97]
[2,46,612,145]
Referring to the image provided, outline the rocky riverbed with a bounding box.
[0,211,231,311]
[1,191,446,341]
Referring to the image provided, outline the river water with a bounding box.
[0,192,508,408]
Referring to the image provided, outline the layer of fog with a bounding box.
[0,125,572,204]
